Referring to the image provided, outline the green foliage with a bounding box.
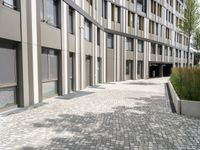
[193,29,200,50]
[179,0,200,36]
[179,0,200,67]
[170,68,200,101]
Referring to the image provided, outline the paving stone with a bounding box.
[0,78,200,150]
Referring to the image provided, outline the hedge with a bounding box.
[170,68,200,101]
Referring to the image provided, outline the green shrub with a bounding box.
[170,68,200,101]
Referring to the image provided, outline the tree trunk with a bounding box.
[187,36,191,68]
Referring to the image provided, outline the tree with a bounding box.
[179,0,200,67]
[193,29,200,51]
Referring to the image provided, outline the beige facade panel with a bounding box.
[41,23,61,50]
[0,7,21,41]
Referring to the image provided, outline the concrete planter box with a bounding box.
[168,81,200,118]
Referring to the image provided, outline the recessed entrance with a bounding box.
[97,58,102,83]
[149,63,173,78]
[126,60,133,80]
[68,52,75,92]
[86,55,92,87]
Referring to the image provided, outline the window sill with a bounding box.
[45,21,60,29]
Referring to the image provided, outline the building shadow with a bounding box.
[56,91,95,100]
[20,95,199,150]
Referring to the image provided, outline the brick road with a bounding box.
[0,78,200,150]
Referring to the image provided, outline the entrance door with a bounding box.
[137,61,143,79]
[97,58,102,83]
[86,55,92,87]
[69,53,75,92]
[126,60,133,80]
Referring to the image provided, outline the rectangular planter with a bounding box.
[168,81,200,118]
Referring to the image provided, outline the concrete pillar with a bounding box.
[61,1,68,95]
[19,0,30,107]
[134,39,138,80]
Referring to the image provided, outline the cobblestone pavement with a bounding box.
[0,78,200,150]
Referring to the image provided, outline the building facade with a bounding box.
[0,0,194,110]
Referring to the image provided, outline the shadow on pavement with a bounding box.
[20,95,200,150]
[56,91,95,100]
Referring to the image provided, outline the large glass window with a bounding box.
[107,33,114,48]
[47,0,58,26]
[0,48,17,108]
[84,19,92,42]
[42,48,58,98]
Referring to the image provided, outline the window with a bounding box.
[170,48,173,56]
[158,45,162,55]
[111,4,115,21]
[176,49,178,57]
[42,48,58,98]
[46,0,59,27]
[151,43,156,54]
[138,40,144,53]
[165,46,168,56]
[137,15,144,31]
[107,33,114,48]
[149,20,154,34]
[151,0,156,14]
[166,27,170,39]
[104,0,107,19]
[137,0,146,12]
[117,6,121,23]
[0,47,17,108]
[156,23,158,35]
[97,28,100,45]
[86,0,92,6]
[128,11,131,27]
[157,4,162,17]
[69,7,75,34]
[160,25,163,37]
[40,0,44,20]
[132,13,135,28]
[3,0,16,9]
[84,19,92,42]
[128,11,135,28]
[126,38,133,51]
[179,50,181,58]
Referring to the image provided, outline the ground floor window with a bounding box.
[0,47,17,109]
[42,48,58,99]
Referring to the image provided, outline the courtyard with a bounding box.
[0,78,200,150]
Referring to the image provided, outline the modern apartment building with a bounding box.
[0,0,194,110]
